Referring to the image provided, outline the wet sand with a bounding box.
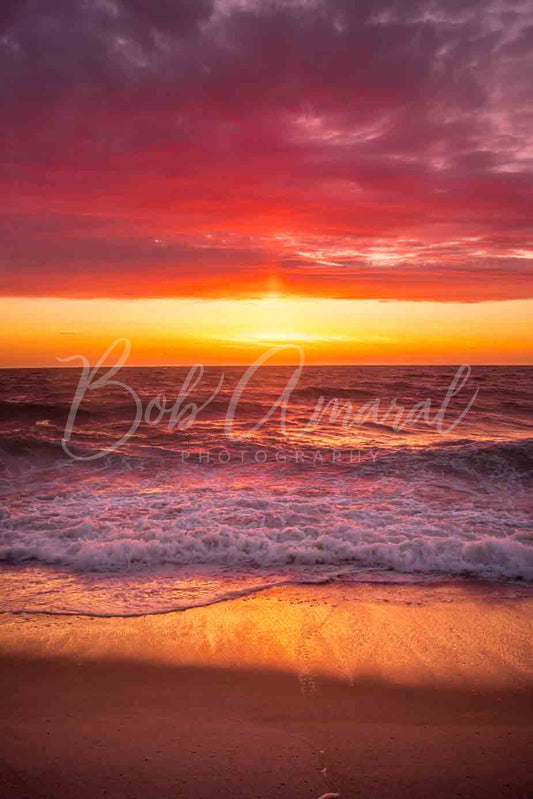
[1,582,532,798]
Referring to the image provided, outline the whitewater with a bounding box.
[0,364,531,614]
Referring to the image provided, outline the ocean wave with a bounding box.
[1,532,532,581]
[290,385,376,400]
[0,399,92,422]
[0,575,333,618]
[376,438,533,478]
[1,366,532,591]
[1,475,532,579]
[0,432,92,459]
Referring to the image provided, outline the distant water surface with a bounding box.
[0,365,532,614]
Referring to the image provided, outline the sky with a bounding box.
[1,0,532,365]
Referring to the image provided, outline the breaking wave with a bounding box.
[1,364,532,616]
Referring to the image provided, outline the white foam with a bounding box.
[1,471,532,581]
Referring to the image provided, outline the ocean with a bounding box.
[0,364,532,615]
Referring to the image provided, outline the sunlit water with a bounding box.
[1,365,532,615]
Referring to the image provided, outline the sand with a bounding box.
[1,581,532,798]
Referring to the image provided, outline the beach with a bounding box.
[1,582,532,799]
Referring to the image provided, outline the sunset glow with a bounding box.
[2,296,532,366]
[1,0,532,364]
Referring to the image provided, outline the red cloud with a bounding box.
[0,0,532,302]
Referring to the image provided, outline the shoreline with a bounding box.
[1,563,532,618]
[1,582,532,798]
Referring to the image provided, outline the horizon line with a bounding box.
[1,362,532,369]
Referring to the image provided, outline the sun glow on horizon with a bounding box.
[1,295,532,367]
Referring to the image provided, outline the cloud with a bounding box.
[0,0,532,301]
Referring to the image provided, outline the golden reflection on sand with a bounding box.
[1,583,532,689]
